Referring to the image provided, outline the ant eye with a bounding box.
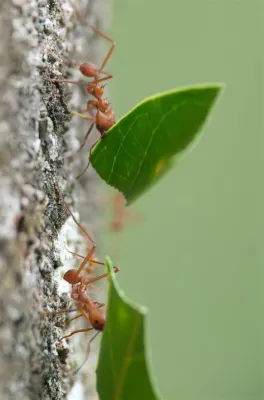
[95,320,99,324]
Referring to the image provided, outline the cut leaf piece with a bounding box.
[96,257,162,400]
[91,84,223,204]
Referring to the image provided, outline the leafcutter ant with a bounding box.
[54,184,119,339]
[45,0,116,178]
[109,192,142,232]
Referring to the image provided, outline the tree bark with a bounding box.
[0,0,105,399]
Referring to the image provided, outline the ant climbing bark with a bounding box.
[54,184,119,340]
[45,0,116,178]
[42,184,120,372]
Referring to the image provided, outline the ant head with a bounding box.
[64,269,81,285]
[89,308,105,331]
[79,62,98,78]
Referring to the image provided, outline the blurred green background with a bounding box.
[104,1,264,399]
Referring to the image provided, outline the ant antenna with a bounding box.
[44,3,116,177]
[71,331,100,375]
[74,0,115,73]
[56,184,96,248]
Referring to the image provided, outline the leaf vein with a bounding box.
[107,114,144,183]
[107,313,117,382]
[114,315,141,400]
[127,102,186,197]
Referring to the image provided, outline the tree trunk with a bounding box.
[0,0,105,399]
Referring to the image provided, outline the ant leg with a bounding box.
[75,137,101,180]
[96,74,113,84]
[84,266,119,287]
[65,247,106,267]
[99,41,115,73]
[71,108,87,115]
[67,314,83,324]
[101,70,112,76]
[41,308,77,316]
[56,186,97,275]
[62,327,93,340]
[46,52,81,70]
[96,302,105,309]
[71,111,93,121]
[44,76,89,87]
[81,278,103,291]
[65,247,86,259]
[62,58,80,69]
[76,246,96,275]
[74,0,115,73]
[89,260,107,267]
[57,185,96,246]
[78,123,95,152]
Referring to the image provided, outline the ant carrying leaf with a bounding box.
[45,0,115,178]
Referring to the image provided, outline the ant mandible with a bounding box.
[45,0,116,178]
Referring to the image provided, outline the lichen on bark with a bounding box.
[0,0,105,399]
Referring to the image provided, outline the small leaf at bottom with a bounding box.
[96,257,162,400]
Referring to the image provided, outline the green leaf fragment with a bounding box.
[96,257,162,400]
[91,84,223,204]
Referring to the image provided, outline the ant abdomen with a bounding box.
[96,110,115,131]
[89,308,105,331]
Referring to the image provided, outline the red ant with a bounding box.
[62,251,119,338]
[54,184,119,340]
[42,184,119,372]
[109,192,142,232]
[48,282,106,339]
[45,0,116,178]
[45,270,109,374]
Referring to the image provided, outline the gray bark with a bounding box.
[0,0,105,399]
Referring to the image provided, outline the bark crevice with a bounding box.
[0,1,104,399]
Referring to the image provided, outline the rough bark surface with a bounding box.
[0,0,105,399]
